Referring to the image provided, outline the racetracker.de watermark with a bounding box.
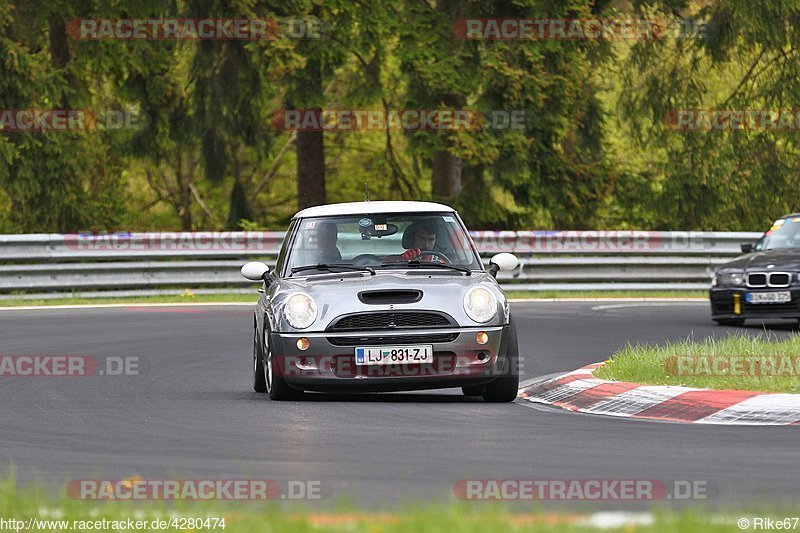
[454,18,707,40]
[271,109,529,131]
[469,230,717,253]
[0,355,138,377]
[68,479,329,500]
[0,109,143,132]
[63,231,281,252]
[665,110,800,131]
[67,18,321,40]
[272,354,522,379]
[453,479,712,500]
[665,355,800,377]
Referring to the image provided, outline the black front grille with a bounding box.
[747,272,793,288]
[327,333,459,346]
[327,312,453,331]
[770,273,791,286]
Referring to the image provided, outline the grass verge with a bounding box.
[0,293,259,308]
[595,334,800,393]
[0,290,707,308]
[0,476,788,532]
[505,290,706,300]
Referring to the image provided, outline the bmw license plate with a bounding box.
[355,345,433,366]
[746,291,791,304]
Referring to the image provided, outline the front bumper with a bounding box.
[709,287,800,320]
[269,325,511,393]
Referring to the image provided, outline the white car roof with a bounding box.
[293,201,456,218]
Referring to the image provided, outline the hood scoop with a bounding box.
[358,290,422,305]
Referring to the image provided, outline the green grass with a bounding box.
[0,293,259,307]
[595,334,800,393]
[505,290,707,300]
[0,290,707,308]
[0,476,790,532]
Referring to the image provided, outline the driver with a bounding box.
[400,220,439,261]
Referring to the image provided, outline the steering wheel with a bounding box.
[351,254,381,266]
[418,250,452,265]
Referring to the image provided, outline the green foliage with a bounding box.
[619,0,800,230]
[0,0,797,232]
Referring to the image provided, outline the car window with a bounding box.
[285,213,481,273]
[757,218,800,250]
[273,219,296,276]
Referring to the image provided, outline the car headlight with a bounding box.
[715,271,745,287]
[463,286,498,323]
[284,293,318,329]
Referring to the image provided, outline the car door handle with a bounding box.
[257,288,265,294]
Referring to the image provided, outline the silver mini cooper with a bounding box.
[241,201,520,401]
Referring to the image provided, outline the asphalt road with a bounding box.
[1,301,799,510]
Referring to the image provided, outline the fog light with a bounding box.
[476,332,489,345]
[294,356,317,371]
[296,338,310,351]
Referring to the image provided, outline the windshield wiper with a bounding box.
[290,263,375,276]
[380,260,471,275]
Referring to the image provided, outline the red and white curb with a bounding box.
[519,363,800,425]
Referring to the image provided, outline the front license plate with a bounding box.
[355,345,433,366]
[746,291,791,304]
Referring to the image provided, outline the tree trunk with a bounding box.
[177,154,192,231]
[296,129,325,209]
[295,55,325,210]
[48,13,76,108]
[431,150,462,202]
[227,147,251,228]
[226,180,252,229]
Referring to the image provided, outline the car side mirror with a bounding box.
[241,261,271,283]
[741,243,753,254]
[488,253,519,278]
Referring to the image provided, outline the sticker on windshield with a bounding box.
[305,221,316,229]
[359,218,372,228]
[443,216,455,223]
[793,218,800,223]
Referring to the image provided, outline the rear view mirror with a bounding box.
[241,261,270,281]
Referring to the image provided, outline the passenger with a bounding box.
[313,221,342,263]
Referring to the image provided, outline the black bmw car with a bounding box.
[710,214,800,326]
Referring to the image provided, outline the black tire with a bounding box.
[482,316,520,403]
[264,330,304,401]
[462,385,484,396]
[253,324,267,393]
[714,318,745,327]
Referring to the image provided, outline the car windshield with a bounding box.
[756,218,800,251]
[285,213,481,274]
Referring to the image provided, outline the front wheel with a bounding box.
[482,316,520,403]
[253,325,267,393]
[264,331,304,401]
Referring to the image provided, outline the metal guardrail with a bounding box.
[0,230,763,298]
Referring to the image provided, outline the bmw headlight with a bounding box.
[284,293,318,329]
[463,286,498,323]
[714,271,745,287]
